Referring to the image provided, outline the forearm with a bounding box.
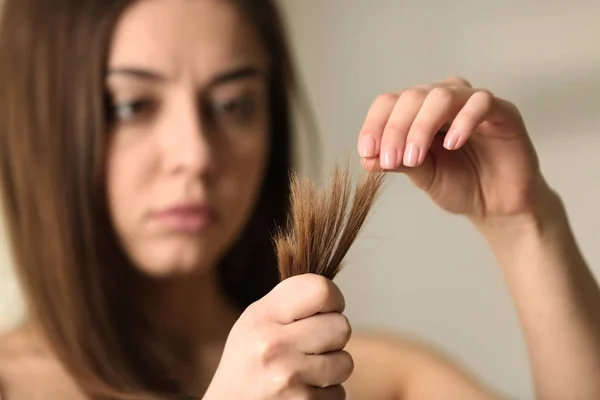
[477,190,600,400]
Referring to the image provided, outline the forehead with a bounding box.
[108,0,268,78]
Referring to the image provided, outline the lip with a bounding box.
[152,202,218,234]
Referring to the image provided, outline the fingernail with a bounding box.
[381,146,398,169]
[444,134,459,150]
[403,143,421,167]
[359,136,376,158]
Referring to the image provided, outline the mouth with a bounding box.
[152,202,218,234]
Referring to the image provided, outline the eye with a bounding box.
[112,99,156,123]
[211,95,256,124]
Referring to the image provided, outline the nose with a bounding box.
[159,95,215,178]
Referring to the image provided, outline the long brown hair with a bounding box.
[0,0,296,398]
[275,164,385,281]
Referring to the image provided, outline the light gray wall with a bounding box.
[277,1,600,399]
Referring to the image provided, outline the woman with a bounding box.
[0,0,598,399]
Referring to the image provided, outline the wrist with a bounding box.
[471,185,573,253]
[472,187,581,277]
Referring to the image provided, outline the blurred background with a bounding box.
[2,1,600,399]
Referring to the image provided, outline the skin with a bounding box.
[2,0,600,399]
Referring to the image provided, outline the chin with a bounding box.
[132,238,222,279]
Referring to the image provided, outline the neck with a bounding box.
[137,266,240,392]
[138,267,240,347]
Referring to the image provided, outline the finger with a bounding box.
[308,385,347,399]
[378,88,427,170]
[358,93,399,159]
[443,89,494,150]
[285,312,352,354]
[301,350,354,388]
[266,274,345,324]
[358,77,475,171]
[362,153,437,191]
[403,87,459,167]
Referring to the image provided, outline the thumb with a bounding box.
[401,155,437,191]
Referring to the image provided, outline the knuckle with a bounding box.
[240,301,264,326]
[339,351,355,379]
[338,314,352,344]
[460,90,496,121]
[284,274,312,296]
[400,87,428,102]
[256,332,286,367]
[446,75,472,87]
[374,92,399,106]
[474,88,494,104]
[307,274,333,301]
[243,301,260,319]
[506,100,521,116]
[269,364,300,392]
[428,87,454,103]
[318,352,354,387]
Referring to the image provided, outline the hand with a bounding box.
[204,274,353,400]
[358,76,553,223]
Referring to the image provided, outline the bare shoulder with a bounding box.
[345,330,504,400]
[0,328,31,398]
[0,326,86,399]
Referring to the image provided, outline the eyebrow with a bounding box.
[106,65,264,87]
[107,67,165,81]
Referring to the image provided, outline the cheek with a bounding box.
[219,127,270,231]
[105,136,156,237]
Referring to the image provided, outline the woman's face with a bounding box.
[105,0,271,277]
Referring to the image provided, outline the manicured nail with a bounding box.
[381,146,398,169]
[359,136,376,158]
[444,134,460,150]
[403,143,421,167]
